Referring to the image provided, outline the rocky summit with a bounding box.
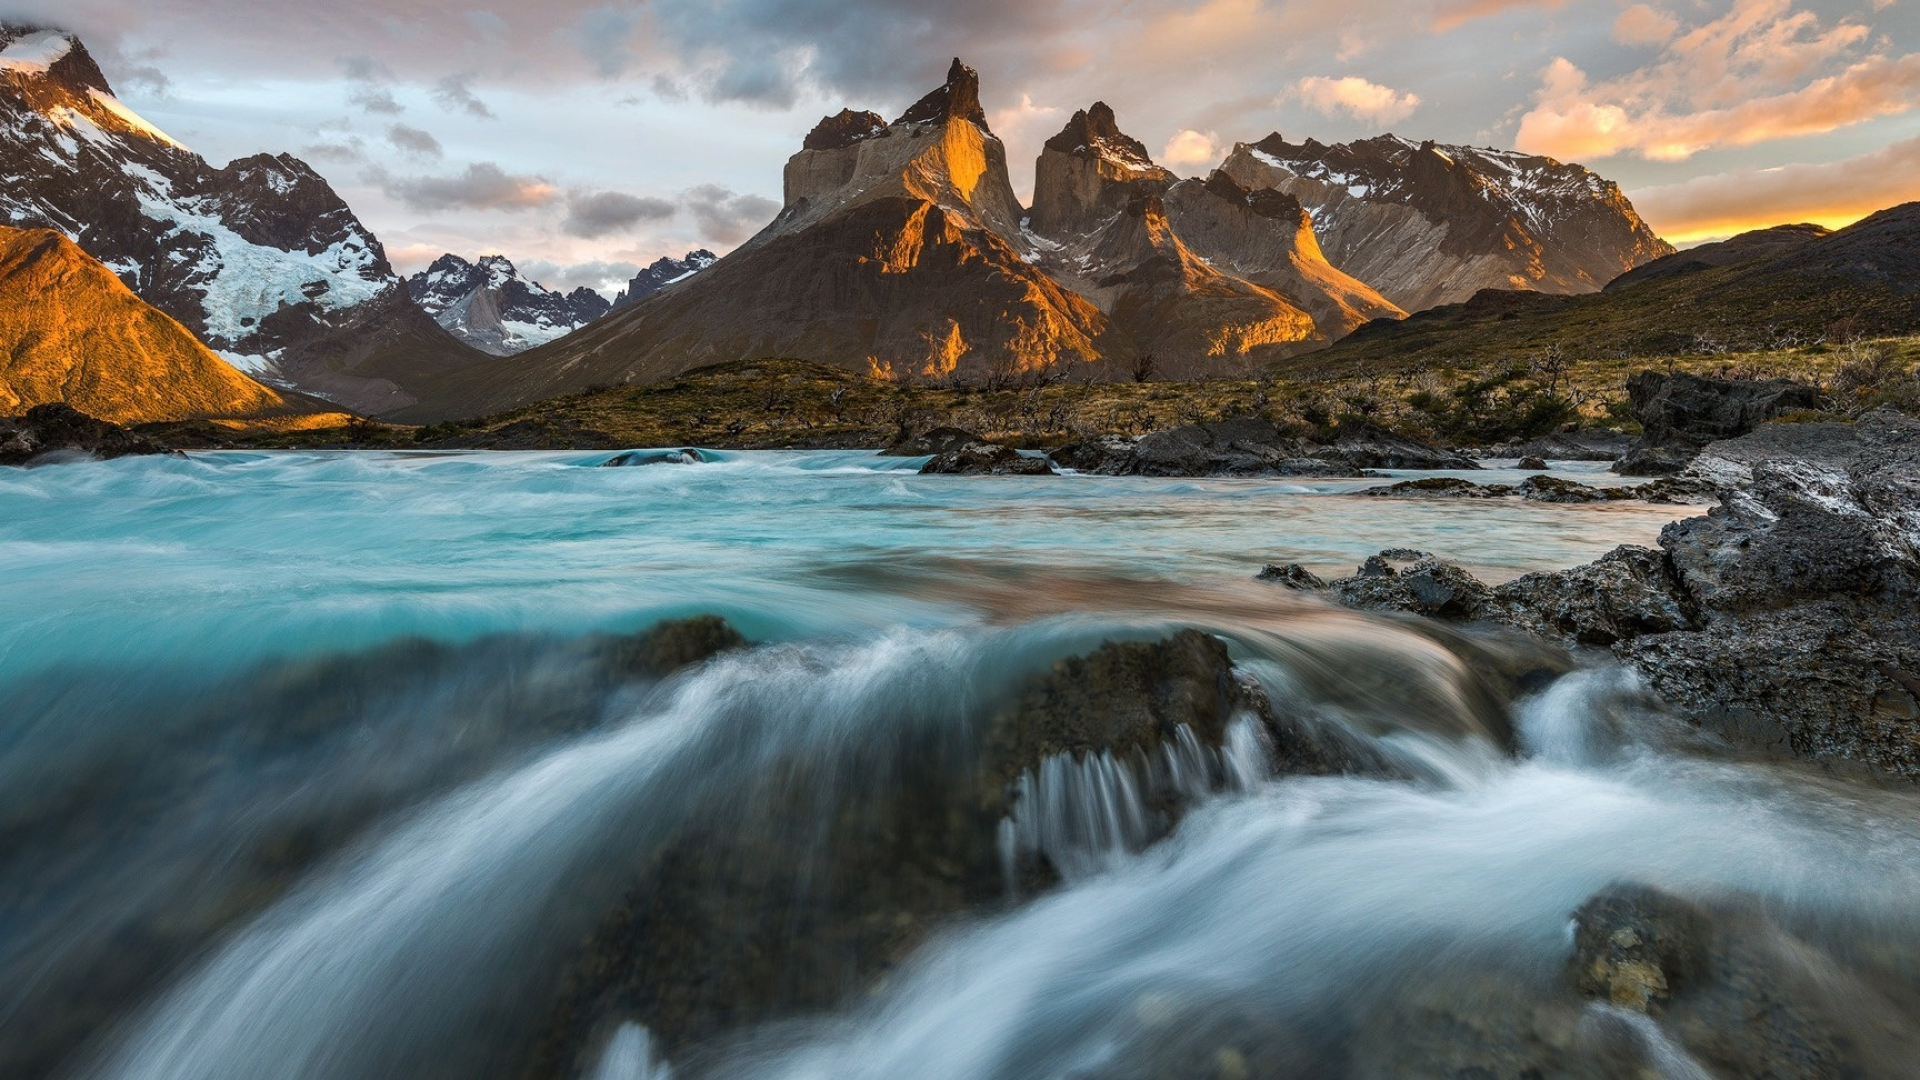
[408,255,611,357]
[1220,133,1672,312]
[610,250,717,310]
[0,25,483,415]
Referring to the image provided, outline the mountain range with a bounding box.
[5,33,1691,424]
[0,24,487,415]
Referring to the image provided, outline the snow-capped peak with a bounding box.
[0,29,71,75]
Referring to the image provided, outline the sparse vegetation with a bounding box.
[186,336,1920,453]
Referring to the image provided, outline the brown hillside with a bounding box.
[0,226,312,423]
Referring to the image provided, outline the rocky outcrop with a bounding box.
[1218,133,1672,312]
[527,630,1363,1076]
[0,226,317,424]
[1052,418,1474,477]
[1614,371,1825,475]
[1313,410,1920,779]
[918,440,1055,475]
[0,402,175,465]
[0,27,484,413]
[407,255,611,356]
[1026,102,1174,239]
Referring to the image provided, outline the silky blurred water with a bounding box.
[20,449,1906,1080]
[0,449,1676,680]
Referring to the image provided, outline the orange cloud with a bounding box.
[1630,135,1920,243]
[1290,75,1422,125]
[1162,129,1223,170]
[1613,5,1679,47]
[1431,0,1566,32]
[1516,0,1911,160]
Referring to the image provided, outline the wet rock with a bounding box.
[1359,476,1512,498]
[1615,601,1920,776]
[532,629,1345,1077]
[1570,885,1708,1013]
[879,426,981,457]
[598,616,745,680]
[1493,546,1696,648]
[1330,555,1492,621]
[1256,563,1326,589]
[1569,883,1920,1080]
[1048,433,1138,473]
[0,403,176,466]
[1516,475,1634,503]
[1613,371,1824,475]
[1516,455,1549,471]
[1313,422,1480,470]
[919,442,1056,475]
[603,448,706,466]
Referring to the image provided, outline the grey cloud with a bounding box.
[341,54,405,114]
[570,6,642,78]
[371,161,558,212]
[431,73,496,119]
[518,258,642,294]
[563,189,677,238]
[557,189,675,238]
[303,137,368,163]
[683,183,779,245]
[386,123,443,158]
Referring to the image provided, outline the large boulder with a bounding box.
[1614,371,1824,475]
[879,426,980,457]
[1494,546,1696,647]
[1569,883,1920,1080]
[1313,422,1480,470]
[919,441,1056,475]
[529,630,1361,1078]
[0,403,176,465]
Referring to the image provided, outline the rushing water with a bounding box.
[3,450,1916,1080]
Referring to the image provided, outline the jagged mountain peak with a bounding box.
[1044,101,1154,169]
[1028,101,1173,240]
[613,250,718,310]
[804,109,887,152]
[406,253,610,357]
[0,25,112,97]
[1224,131,1672,312]
[893,58,989,131]
[1198,170,1307,222]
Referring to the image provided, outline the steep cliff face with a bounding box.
[0,25,484,414]
[1219,133,1672,313]
[1027,102,1176,239]
[1044,193,1319,375]
[774,59,1029,249]
[0,226,316,423]
[1027,104,1398,348]
[1161,172,1404,338]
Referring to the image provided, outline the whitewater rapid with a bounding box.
[3,449,1913,1080]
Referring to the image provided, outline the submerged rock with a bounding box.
[1360,476,1512,498]
[1256,563,1327,589]
[0,403,176,466]
[1516,454,1549,471]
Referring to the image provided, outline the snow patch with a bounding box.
[86,90,185,149]
[0,30,72,75]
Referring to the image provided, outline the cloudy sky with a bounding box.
[10,0,1918,295]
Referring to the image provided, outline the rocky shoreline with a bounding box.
[1272,406,1920,781]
